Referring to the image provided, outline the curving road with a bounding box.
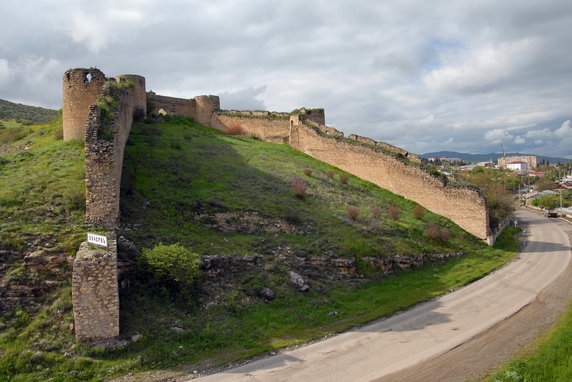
[189,209,571,382]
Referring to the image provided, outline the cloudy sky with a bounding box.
[1,0,571,158]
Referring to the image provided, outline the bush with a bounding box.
[141,244,201,292]
[133,107,145,121]
[226,123,244,135]
[291,178,307,199]
[347,207,360,220]
[412,205,425,219]
[340,173,349,184]
[170,141,182,150]
[326,170,334,179]
[371,205,382,219]
[388,206,400,221]
[425,222,450,241]
[303,168,313,176]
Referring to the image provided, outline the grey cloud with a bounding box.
[0,0,571,158]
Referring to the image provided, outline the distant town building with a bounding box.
[498,155,537,169]
[527,170,545,177]
[507,161,528,171]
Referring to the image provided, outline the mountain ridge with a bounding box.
[421,150,570,164]
[0,98,58,123]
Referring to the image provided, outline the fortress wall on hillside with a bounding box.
[85,86,135,229]
[211,113,291,143]
[289,120,490,240]
[147,93,194,117]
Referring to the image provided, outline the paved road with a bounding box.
[190,209,571,382]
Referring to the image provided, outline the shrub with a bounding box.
[326,170,334,179]
[291,178,307,199]
[340,173,349,184]
[141,243,201,292]
[412,205,425,219]
[347,207,360,220]
[371,205,382,219]
[303,168,313,176]
[170,141,182,150]
[388,206,400,221]
[226,123,244,135]
[425,222,450,241]
[133,107,145,121]
[439,227,450,241]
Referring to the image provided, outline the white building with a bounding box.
[507,161,528,171]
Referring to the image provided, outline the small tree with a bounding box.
[291,178,307,199]
[388,206,401,221]
[340,173,349,184]
[326,170,334,179]
[412,205,425,219]
[371,205,382,219]
[347,207,360,220]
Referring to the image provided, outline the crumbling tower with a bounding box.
[115,74,146,118]
[62,68,107,141]
[193,95,220,126]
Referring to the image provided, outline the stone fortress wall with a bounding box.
[289,119,489,239]
[62,67,491,340]
[498,155,537,169]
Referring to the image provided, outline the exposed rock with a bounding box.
[260,287,275,301]
[289,271,309,292]
[131,333,142,342]
[170,326,185,333]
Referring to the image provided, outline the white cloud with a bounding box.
[514,136,525,144]
[554,120,572,138]
[484,129,514,144]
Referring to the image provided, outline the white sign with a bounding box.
[87,233,108,248]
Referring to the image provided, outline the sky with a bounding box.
[1,0,571,158]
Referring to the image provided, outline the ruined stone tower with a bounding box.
[193,95,220,126]
[62,68,107,141]
[115,74,146,118]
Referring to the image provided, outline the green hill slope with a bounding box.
[0,115,520,381]
[0,98,58,124]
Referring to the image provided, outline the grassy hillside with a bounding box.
[490,302,572,382]
[0,115,522,381]
[0,99,58,124]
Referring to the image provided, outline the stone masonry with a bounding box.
[62,68,107,141]
[72,240,119,341]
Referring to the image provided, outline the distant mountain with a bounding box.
[0,98,58,123]
[421,151,570,164]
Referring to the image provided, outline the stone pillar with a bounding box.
[72,240,119,341]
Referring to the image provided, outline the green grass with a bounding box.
[490,301,572,382]
[0,116,525,381]
[120,117,479,258]
[0,115,85,255]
